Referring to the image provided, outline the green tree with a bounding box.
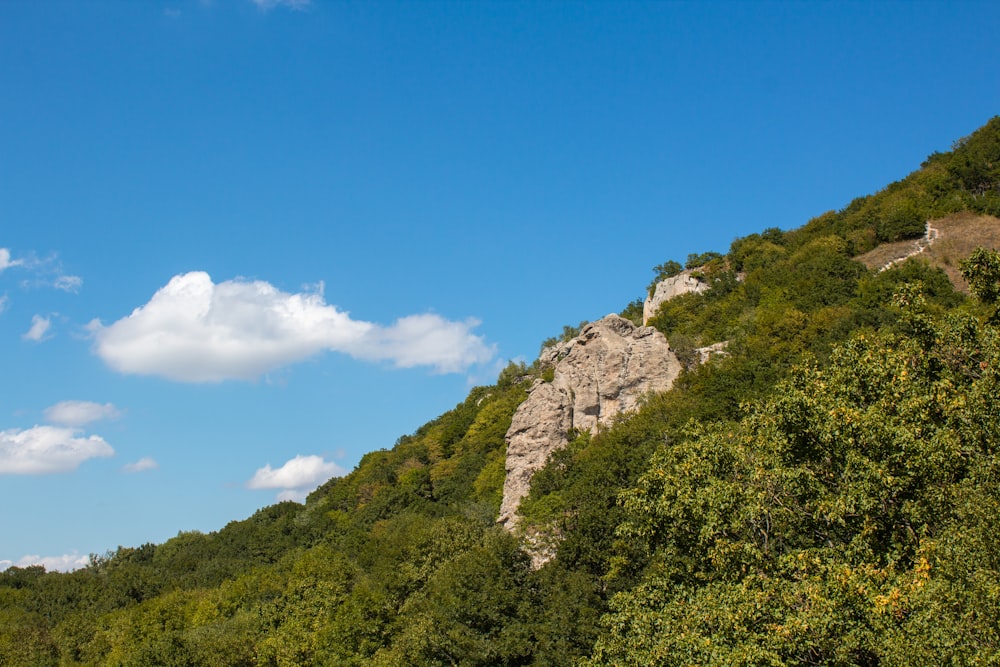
[648,260,684,295]
[373,531,533,667]
[0,607,58,667]
[590,297,1000,666]
[960,246,1000,304]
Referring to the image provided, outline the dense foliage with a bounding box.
[3,118,1000,666]
[590,290,1000,665]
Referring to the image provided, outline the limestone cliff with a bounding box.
[642,270,709,325]
[499,314,682,529]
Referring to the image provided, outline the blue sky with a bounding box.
[2,0,998,571]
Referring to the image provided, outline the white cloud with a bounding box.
[1,551,90,573]
[0,249,20,272]
[1,248,79,292]
[0,248,27,273]
[0,425,114,474]
[90,271,495,382]
[248,454,345,489]
[0,294,8,313]
[122,457,158,473]
[247,454,346,502]
[54,275,83,293]
[251,0,311,10]
[23,314,52,342]
[347,313,495,373]
[467,356,526,388]
[276,488,309,502]
[44,401,122,427]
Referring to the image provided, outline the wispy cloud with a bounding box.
[1,551,90,573]
[251,0,311,11]
[44,401,122,427]
[22,314,52,342]
[466,356,524,388]
[122,457,158,473]
[0,248,23,272]
[0,425,114,474]
[89,271,496,382]
[247,454,346,502]
[54,275,83,293]
[0,295,8,313]
[0,247,82,292]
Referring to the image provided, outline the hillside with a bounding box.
[2,117,1000,666]
[856,212,1000,291]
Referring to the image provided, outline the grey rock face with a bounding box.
[642,271,709,324]
[499,314,682,529]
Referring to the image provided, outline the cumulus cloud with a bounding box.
[90,272,495,382]
[247,454,346,502]
[0,425,114,474]
[23,314,52,342]
[1,551,90,573]
[122,457,158,473]
[347,313,495,373]
[44,401,122,427]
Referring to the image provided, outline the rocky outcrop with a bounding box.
[695,341,729,363]
[499,314,682,530]
[643,271,709,324]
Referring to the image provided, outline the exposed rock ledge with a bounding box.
[642,270,709,325]
[499,314,682,530]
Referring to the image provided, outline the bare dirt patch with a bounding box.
[856,213,1000,293]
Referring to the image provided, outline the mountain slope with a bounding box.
[2,117,1000,666]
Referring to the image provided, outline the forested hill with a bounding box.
[3,117,1000,666]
